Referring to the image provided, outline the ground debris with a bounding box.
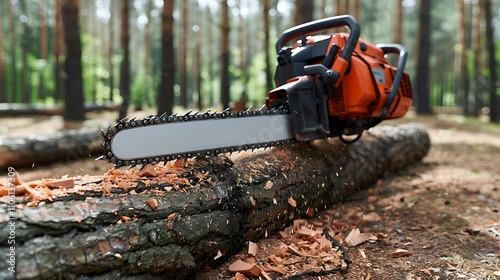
[391,248,413,258]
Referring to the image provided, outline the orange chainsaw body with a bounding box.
[266,16,412,141]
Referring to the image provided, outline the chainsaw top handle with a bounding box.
[275,15,361,64]
[276,15,360,87]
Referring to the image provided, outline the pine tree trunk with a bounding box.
[118,0,130,120]
[6,0,17,102]
[61,0,85,121]
[220,0,230,110]
[0,0,6,103]
[0,123,430,280]
[483,0,498,122]
[157,0,175,115]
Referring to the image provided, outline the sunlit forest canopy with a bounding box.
[0,0,499,121]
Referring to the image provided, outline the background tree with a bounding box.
[108,0,115,102]
[157,0,175,115]
[414,0,432,114]
[61,0,85,121]
[483,0,498,122]
[294,0,314,25]
[393,0,403,44]
[39,0,48,101]
[0,0,6,103]
[456,0,470,115]
[6,0,17,102]
[220,0,230,109]
[20,0,31,103]
[54,0,64,102]
[118,0,130,120]
[179,0,189,108]
[263,0,272,93]
[471,0,481,115]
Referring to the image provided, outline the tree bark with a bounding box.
[0,123,430,280]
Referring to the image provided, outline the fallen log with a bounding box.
[0,129,103,169]
[0,102,119,116]
[0,123,430,280]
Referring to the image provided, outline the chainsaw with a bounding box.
[98,15,412,168]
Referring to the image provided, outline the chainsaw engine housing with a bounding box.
[266,16,412,142]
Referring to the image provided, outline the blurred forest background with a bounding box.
[0,0,499,123]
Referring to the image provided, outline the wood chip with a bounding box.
[248,241,258,257]
[228,260,261,278]
[12,171,23,186]
[137,164,157,177]
[234,272,246,280]
[278,230,290,239]
[265,265,287,275]
[214,250,223,260]
[359,249,367,259]
[107,169,123,175]
[249,196,256,206]
[145,198,158,210]
[167,213,177,220]
[260,268,272,280]
[43,178,74,189]
[287,196,297,207]
[295,227,318,237]
[391,248,413,258]
[344,228,368,247]
[361,212,381,225]
[293,219,307,229]
[305,207,315,217]
[264,181,273,190]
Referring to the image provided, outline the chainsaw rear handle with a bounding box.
[275,15,361,63]
[375,43,408,121]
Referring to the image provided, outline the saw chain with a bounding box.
[98,108,293,168]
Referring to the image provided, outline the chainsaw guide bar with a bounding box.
[98,108,294,168]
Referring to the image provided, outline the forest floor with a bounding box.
[2,111,500,279]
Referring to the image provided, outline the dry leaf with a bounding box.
[287,197,297,207]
